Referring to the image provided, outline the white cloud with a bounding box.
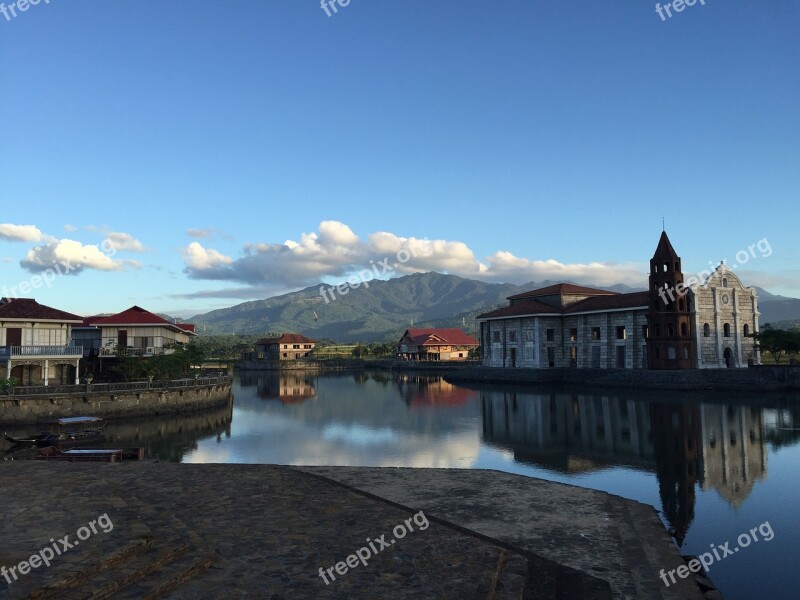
[0,224,43,242]
[187,228,214,239]
[182,241,234,272]
[103,231,145,253]
[20,239,137,273]
[181,220,650,292]
[63,224,78,232]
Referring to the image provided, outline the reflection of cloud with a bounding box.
[186,393,482,468]
[322,424,398,446]
[182,446,234,464]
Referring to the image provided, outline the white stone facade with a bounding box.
[690,265,760,368]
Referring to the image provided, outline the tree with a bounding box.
[754,326,800,364]
[0,377,19,395]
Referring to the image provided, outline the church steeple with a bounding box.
[646,231,696,369]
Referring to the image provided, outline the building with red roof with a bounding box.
[397,328,479,361]
[0,298,83,385]
[72,305,197,358]
[254,333,316,361]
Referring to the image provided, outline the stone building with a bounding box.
[477,231,760,369]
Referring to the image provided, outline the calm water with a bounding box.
[108,371,800,600]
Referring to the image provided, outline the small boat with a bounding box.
[5,417,107,450]
[35,447,145,462]
[3,432,60,448]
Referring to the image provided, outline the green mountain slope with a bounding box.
[188,274,799,343]
[190,272,525,342]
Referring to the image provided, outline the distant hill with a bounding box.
[755,287,800,328]
[188,273,800,342]
[190,273,526,342]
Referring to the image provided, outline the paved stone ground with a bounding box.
[0,463,702,599]
[298,467,706,600]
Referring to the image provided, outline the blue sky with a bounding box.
[1,0,798,317]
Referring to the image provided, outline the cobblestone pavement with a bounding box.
[0,462,696,599]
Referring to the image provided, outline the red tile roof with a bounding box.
[0,298,82,322]
[257,333,316,345]
[402,328,479,347]
[507,283,617,301]
[90,306,196,335]
[478,299,561,319]
[563,291,650,313]
[479,291,650,319]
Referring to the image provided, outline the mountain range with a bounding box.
[189,272,800,343]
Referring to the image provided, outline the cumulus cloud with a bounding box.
[20,239,139,274]
[181,220,650,295]
[103,231,145,253]
[0,224,43,242]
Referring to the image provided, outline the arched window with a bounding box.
[655,325,660,337]
[723,323,731,337]
[681,323,688,336]
[743,324,750,336]
[667,346,676,360]
[667,324,674,336]
[722,278,728,288]
[683,346,689,359]
[703,323,710,337]
[654,347,660,359]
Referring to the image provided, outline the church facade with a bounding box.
[477,232,760,370]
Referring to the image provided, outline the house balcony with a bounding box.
[99,346,176,358]
[0,345,84,359]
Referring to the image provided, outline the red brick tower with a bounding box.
[646,231,696,369]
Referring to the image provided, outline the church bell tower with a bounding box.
[646,231,696,369]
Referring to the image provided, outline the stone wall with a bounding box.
[446,365,800,392]
[0,381,233,424]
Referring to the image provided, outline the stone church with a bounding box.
[477,231,760,369]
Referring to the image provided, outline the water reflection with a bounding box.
[89,372,799,600]
[479,390,789,546]
[102,399,233,462]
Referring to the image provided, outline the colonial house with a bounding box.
[254,333,316,361]
[397,328,479,361]
[0,298,83,385]
[477,232,760,370]
[71,306,197,358]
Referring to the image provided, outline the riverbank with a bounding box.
[0,463,710,600]
[0,377,232,424]
[444,365,800,392]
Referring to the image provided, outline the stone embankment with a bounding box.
[445,365,800,392]
[0,377,232,424]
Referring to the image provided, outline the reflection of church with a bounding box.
[699,405,766,508]
[480,391,767,545]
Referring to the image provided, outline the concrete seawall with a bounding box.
[445,365,800,392]
[0,381,233,424]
